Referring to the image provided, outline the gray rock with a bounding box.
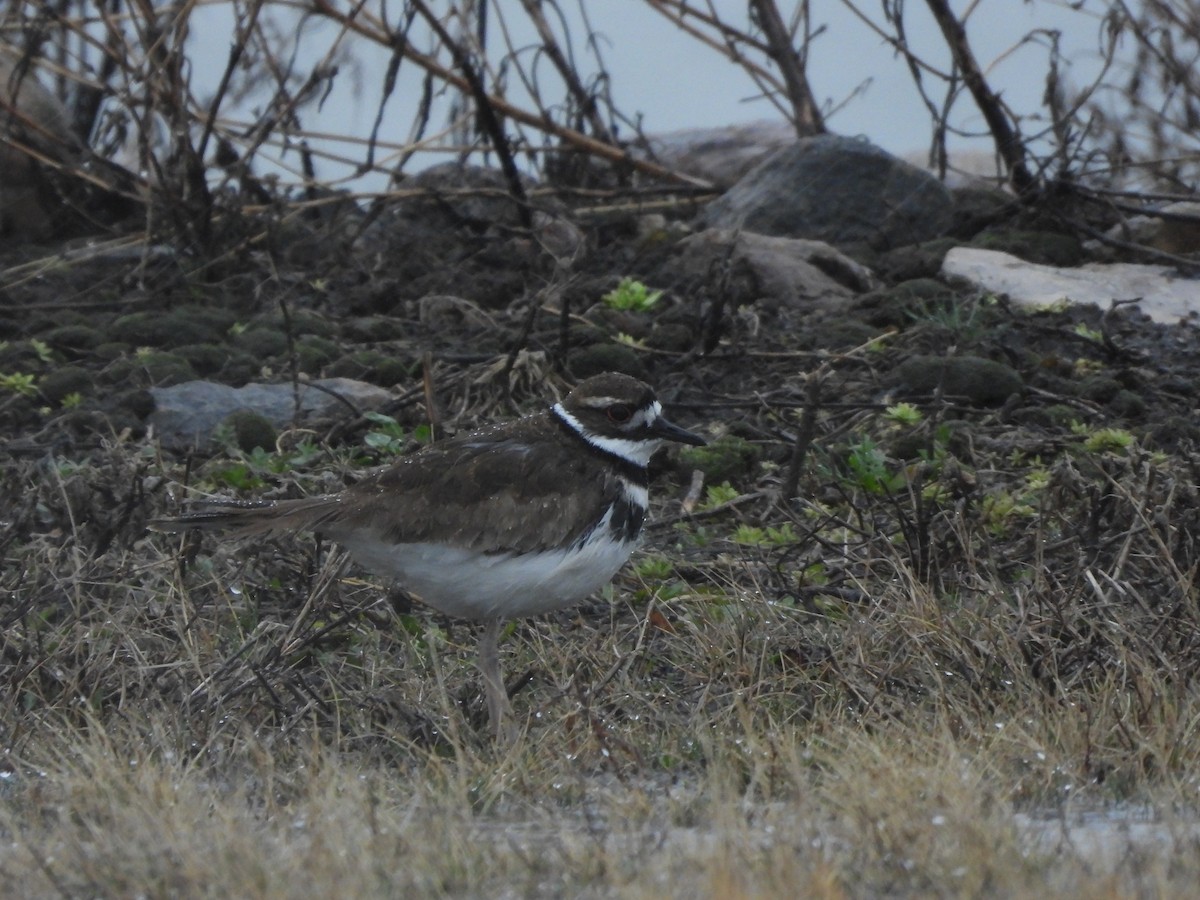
[942,247,1200,324]
[666,229,877,310]
[1101,200,1200,256]
[359,162,584,269]
[894,355,1023,405]
[702,134,953,249]
[899,148,1008,189]
[149,378,393,450]
[642,121,797,188]
[0,54,79,240]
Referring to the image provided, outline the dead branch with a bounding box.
[749,0,824,136]
[922,0,1037,194]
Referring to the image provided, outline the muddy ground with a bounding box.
[2,180,1200,756]
[3,177,1200,895]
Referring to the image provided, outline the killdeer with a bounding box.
[153,372,706,741]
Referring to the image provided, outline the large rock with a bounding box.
[149,378,394,451]
[702,134,953,249]
[0,54,79,240]
[942,247,1200,324]
[642,121,796,189]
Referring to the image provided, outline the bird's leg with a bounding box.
[478,617,516,743]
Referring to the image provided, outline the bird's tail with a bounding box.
[149,496,342,538]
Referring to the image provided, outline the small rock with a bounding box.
[342,316,409,343]
[893,355,1023,404]
[418,295,496,330]
[969,230,1083,267]
[233,327,289,357]
[221,409,278,452]
[109,389,155,419]
[105,351,197,387]
[1152,201,1200,255]
[663,229,875,312]
[678,435,760,486]
[1076,375,1122,404]
[110,306,236,349]
[567,344,646,381]
[1108,389,1146,420]
[646,324,694,353]
[296,336,341,372]
[327,350,416,386]
[874,238,960,283]
[38,366,93,405]
[149,377,394,451]
[1104,201,1200,256]
[177,343,258,380]
[850,278,959,329]
[41,324,103,355]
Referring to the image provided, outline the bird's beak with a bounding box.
[651,415,707,446]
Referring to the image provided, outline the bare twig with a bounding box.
[922,0,1037,194]
[749,0,824,136]
[781,364,827,500]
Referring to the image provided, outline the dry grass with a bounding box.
[4,406,1200,896]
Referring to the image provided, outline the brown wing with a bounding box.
[154,412,627,554]
[322,414,623,554]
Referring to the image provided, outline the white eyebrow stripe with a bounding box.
[579,395,622,408]
[552,403,663,466]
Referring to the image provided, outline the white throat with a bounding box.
[552,403,661,466]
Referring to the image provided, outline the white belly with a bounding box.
[343,526,638,620]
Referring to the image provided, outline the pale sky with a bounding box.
[180,1,1116,192]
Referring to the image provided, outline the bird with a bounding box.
[152,372,706,741]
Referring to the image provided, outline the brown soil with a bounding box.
[2,191,1200,748]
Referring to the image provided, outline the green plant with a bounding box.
[1084,428,1135,453]
[845,438,905,494]
[209,462,265,491]
[205,435,326,491]
[363,412,409,455]
[0,372,38,396]
[602,278,663,312]
[1072,422,1135,454]
[885,402,923,426]
[30,338,54,363]
[906,297,986,338]
[1025,467,1051,490]
[702,482,740,509]
[731,524,766,545]
[731,522,797,547]
[981,491,1036,536]
[634,556,674,580]
[614,332,646,348]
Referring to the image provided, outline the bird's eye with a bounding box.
[607,404,633,423]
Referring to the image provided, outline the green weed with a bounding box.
[602,277,663,312]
